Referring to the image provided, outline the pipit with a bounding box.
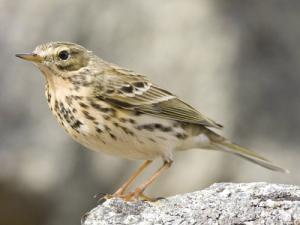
[16,42,288,201]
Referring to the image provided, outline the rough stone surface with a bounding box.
[82,183,300,225]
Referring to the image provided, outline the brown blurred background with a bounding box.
[1,1,300,224]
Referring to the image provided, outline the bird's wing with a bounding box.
[94,67,222,128]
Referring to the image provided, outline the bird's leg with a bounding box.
[126,160,173,201]
[98,160,153,202]
[113,160,152,196]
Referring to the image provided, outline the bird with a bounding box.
[16,42,288,201]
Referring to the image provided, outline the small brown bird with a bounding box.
[16,42,288,201]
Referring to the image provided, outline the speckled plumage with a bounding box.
[16,42,288,201]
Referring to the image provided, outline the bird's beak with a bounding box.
[15,53,43,63]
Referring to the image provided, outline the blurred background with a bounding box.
[0,0,300,224]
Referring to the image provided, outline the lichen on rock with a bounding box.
[82,183,300,225]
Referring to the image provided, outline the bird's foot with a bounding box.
[96,189,163,203]
[139,193,164,202]
[119,188,163,202]
[95,192,135,203]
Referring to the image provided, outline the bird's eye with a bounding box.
[58,50,70,60]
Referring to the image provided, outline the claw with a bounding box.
[140,193,161,202]
[94,192,135,202]
[95,190,162,203]
[94,193,112,204]
[97,197,108,204]
[94,192,107,199]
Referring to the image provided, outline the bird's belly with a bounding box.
[73,130,165,160]
[47,93,192,161]
[67,117,181,160]
[67,112,190,161]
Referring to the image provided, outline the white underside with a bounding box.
[69,113,211,162]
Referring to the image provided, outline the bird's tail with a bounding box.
[209,139,289,173]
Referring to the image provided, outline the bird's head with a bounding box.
[16,42,96,79]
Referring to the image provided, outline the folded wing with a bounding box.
[94,67,222,129]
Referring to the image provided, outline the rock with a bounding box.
[82,183,300,225]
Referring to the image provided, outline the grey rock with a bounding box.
[82,183,300,225]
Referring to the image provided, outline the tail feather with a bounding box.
[211,141,289,173]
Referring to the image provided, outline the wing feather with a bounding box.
[94,68,222,128]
